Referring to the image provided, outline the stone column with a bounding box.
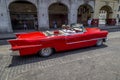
[111,2,117,25]
[68,4,77,25]
[0,0,12,33]
[38,1,49,30]
[92,0,99,27]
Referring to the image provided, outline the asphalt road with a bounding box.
[0,32,120,80]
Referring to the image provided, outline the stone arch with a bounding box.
[47,1,70,10]
[77,4,94,26]
[7,0,37,8]
[100,5,113,19]
[48,2,69,28]
[99,5,113,25]
[8,0,38,31]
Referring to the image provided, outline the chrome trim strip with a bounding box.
[66,37,106,45]
[18,44,42,49]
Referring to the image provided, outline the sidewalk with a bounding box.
[0,30,36,40]
[0,33,16,40]
[0,25,120,40]
[99,25,120,32]
[98,25,120,30]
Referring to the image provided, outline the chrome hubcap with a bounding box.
[41,48,52,56]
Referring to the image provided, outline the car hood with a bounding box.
[86,27,101,32]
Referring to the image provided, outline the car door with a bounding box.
[65,33,84,50]
[65,32,97,50]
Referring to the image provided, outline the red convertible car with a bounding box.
[8,24,108,57]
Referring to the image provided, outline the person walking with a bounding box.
[53,20,57,28]
[87,18,92,27]
[23,21,27,30]
[34,20,38,30]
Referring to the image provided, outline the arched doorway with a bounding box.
[77,4,93,26]
[99,5,113,25]
[9,1,38,30]
[48,3,68,28]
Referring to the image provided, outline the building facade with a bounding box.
[0,0,118,33]
[117,0,120,25]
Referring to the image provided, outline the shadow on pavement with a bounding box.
[8,44,108,67]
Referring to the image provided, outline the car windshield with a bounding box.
[70,24,86,32]
[71,24,83,28]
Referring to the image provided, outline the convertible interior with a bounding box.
[43,24,86,36]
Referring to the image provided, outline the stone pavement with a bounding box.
[0,31,120,80]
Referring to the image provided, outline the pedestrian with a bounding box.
[53,20,57,28]
[23,21,27,30]
[87,18,92,27]
[65,20,68,25]
[34,20,38,30]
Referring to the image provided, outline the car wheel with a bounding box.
[39,48,53,57]
[96,39,103,46]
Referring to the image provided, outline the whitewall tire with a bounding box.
[96,39,103,46]
[39,48,53,57]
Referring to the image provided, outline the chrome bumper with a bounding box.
[10,50,20,56]
[103,38,108,42]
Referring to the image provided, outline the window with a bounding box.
[118,6,120,11]
[117,14,119,18]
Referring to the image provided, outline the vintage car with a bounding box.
[8,24,108,57]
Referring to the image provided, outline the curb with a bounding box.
[0,37,16,40]
[0,26,120,40]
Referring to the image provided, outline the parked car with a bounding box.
[8,24,108,57]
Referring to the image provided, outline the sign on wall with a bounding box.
[99,10,107,24]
